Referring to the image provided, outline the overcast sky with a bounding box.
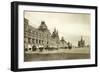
[24,11,90,46]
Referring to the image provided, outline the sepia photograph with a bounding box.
[24,11,90,62]
[11,2,97,71]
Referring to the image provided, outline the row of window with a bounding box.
[28,38,44,45]
[24,30,45,39]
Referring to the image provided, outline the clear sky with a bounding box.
[24,11,90,46]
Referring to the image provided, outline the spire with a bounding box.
[56,30,58,34]
[61,36,67,44]
[51,28,56,38]
[54,28,56,33]
[61,36,64,41]
[81,36,83,41]
[51,28,59,39]
[56,30,59,39]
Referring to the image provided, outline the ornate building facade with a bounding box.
[24,18,68,52]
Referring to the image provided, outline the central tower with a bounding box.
[38,21,48,31]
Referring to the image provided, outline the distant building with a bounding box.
[60,37,68,48]
[78,36,85,47]
[24,18,68,51]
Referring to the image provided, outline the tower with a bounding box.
[51,28,59,39]
[61,37,64,42]
[81,36,83,42]
[51,28,60,48]
[38,21,48,31]
[78,36,85,47]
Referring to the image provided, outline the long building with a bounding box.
[24,18,68,52]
